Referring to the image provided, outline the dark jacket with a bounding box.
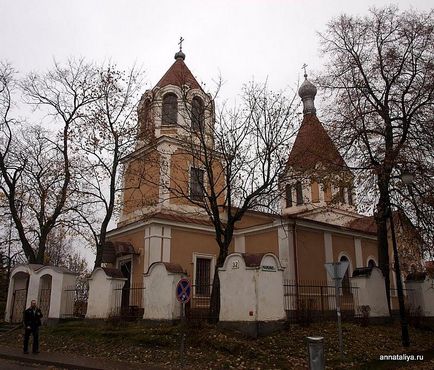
[23,307,43,328]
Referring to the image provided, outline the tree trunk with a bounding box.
[375,178,392,315]
[208,246,228,323]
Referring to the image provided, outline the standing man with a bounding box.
[23,300,43,354]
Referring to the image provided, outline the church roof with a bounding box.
[344,216,377,234]
[155,57,201,90]
[287,113,347,173]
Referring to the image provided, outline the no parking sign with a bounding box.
[176,278,191,304]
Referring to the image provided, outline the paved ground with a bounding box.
[0,345,164,370]
[0,357,65,369]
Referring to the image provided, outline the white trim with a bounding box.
[162,226,171,263]
[108,215,378,243]
[117,255,133,274]
[354,238,363,268]
[324,233,333,263]
[192,252,216,296]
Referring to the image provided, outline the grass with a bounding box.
[1,319,434,369]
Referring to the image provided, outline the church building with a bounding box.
[102,48,419,310]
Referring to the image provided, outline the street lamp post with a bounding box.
[388,170,414,348]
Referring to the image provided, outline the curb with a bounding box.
[0,351,102,369]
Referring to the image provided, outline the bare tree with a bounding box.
[72,65,144,268]
[44,226,88,275]
[157,81,299,320]
[0,60,100,264]
[318,6,434,306]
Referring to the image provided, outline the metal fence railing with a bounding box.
[62,285,89,318]
[284,280,360,324]
[186,284,217,321]
[112,282,145,319]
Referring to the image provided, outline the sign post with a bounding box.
[176,278,191,365]
[324,261,349,360]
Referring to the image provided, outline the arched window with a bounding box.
[311,179,320,203]
[339,187,346,204]
[285,184,293,208]
[295,181,303,205]
[162,93,177,125]
[368,259,376,268]
[138,99,152,137]
[347,185,354,206]
[340,255,351,294]
[191,97,204,131]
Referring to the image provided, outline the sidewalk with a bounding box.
[0,345,165,370]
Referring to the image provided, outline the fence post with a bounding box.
[320,286,324,316]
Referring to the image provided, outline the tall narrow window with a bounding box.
[138,99,151,137]
[348,186,353,206]
[190,167,204,201]
[162,93,177,125]
[285,184,293,208]
[339,187,346,204]
[296,181,303,205]
[191,97,204,132]
[311,180,320,203]
[324,183,332,203]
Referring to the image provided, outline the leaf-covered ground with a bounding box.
[0,320,433,369]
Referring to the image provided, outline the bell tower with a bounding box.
[118,46,216,227]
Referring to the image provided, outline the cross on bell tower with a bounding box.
[178,36,184,51]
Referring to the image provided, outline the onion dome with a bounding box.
[298,73,317,115]
[174,50,185,60]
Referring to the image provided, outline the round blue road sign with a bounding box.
[176,278,191,303]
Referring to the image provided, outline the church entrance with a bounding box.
[120,260,131,313]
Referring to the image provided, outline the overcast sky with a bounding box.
[1,0,432,265]
[2,0,432,101]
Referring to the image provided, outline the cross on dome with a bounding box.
[175,36,186,60]
[302,63,308,78]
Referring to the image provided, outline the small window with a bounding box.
[339,187,345,204]
[138,99,151,137]
[368,259,376,268]
[162,93,177,125]
[348,186,353,206]
[296,181,303,205]
[191,97,204,132]
[285,184,292,208]
[190,167,204,201]
[324,183,332,203]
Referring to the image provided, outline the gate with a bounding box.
[39,288,51,322]
[11,288,27,323]
[186,284,216,321]
[113,282,145,319]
